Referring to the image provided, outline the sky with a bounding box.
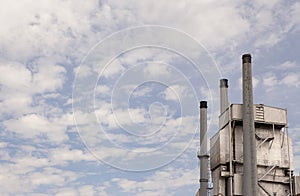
[0,0,300,195]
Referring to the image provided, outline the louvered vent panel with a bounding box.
[255,105,264,121]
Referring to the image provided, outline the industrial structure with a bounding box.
[196,54,300,195]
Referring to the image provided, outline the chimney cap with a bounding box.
[242,54,251,63]
[200,101,208,108]
[220,79,228,88]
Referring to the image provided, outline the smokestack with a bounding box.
[199,101,208,196]
[220,78,233,195]
[220,79,229,114]
[242,54,258,195]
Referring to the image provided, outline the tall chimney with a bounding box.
[242,54,258,195]
[220,79,229,114]
[199,101,208,196]
[220,78,233,195]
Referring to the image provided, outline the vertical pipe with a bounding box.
[242,54,258,196]
[285,108,293,195]
[220,79,233,195]
[220,79,229,114]
[200,101,208,196]
[287,127,293,195]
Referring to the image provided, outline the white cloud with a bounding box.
[0,61,33,116]
[33,62,66,93]
[112,166,197,195]
[119,48,155,66]
[0,0,98,62]
[50,147,94,165]
[253,77,260,89]
[144,62,171,77]
[95,101,165,131]
[80,114,197,171]
[0,158,80,195]
[95,85,111,96]
[53,185,107,196]
[263,70,300,91]
[278,61,297,69]
[163,85,185,101]
[102,59,126,78]
[263,73,279,88]
[120,1,250,48]
[31,172,66,186]
[0,60,66,118]
[131,86,152,97]
[250,0,297,48]
[281,73,300,87]
[55,189,78,196]
[291,2,300,31]
[253,0,282,8]
[0,172,30,195]
[254,9,273,30]
[74,65,95,80]
[3,113,70,143]
[0,61,32,89]
[78,185,95,196]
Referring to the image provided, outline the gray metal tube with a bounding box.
[220,79,229,114]
[242,54,258,196]
[220,79,233,195]
[200,101,208,196]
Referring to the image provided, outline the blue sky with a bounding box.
[0,0,300,195]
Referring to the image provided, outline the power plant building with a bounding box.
[196,54,300,196]
[211,104,294,195]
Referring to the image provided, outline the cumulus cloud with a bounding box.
[102,59,126,78]
[144,62,172,77]
[278,61,297,69]
[111,167,197,195]
[0,149,81,195]
[3,113,73,143]
[281,73,300,87]
[0,0,99,62]
[163,84,193,101]
[263,73,279,89]
[0,60,66,118]
[263,70,300,91]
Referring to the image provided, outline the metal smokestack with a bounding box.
[199,101,208,196]
[220,78,233,195]
[220,79,229,114]
[242,54,258,195]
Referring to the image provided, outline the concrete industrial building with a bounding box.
[196,54,300,196]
